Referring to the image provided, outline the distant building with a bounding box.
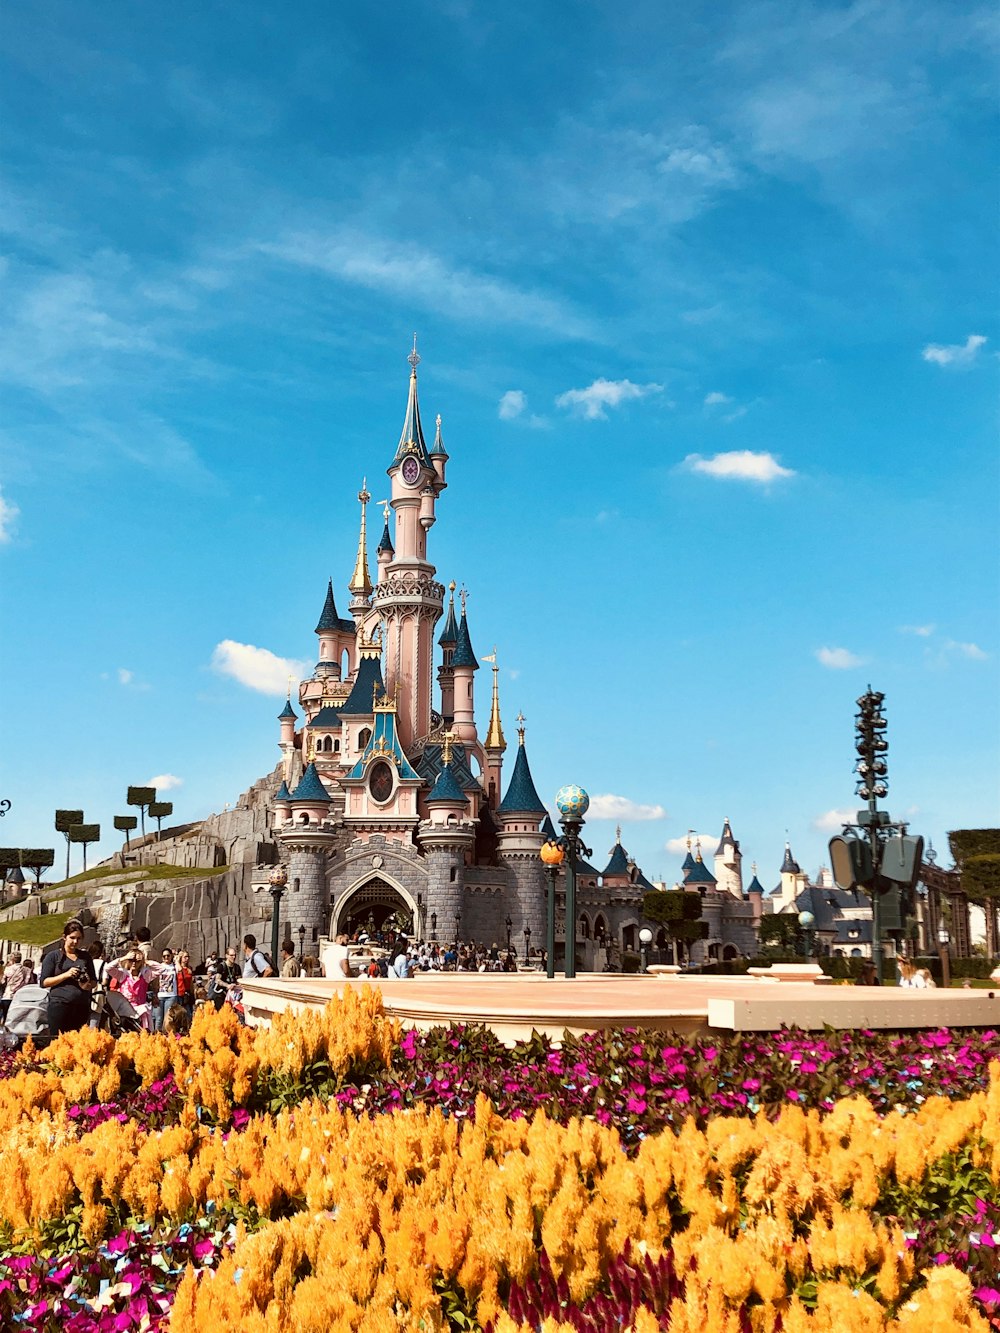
[768,840,875,958]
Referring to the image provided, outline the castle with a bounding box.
[269,343,551,953]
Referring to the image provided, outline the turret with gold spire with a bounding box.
[482,646,506,808]
[348,478,374,628]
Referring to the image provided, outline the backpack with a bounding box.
[249,950,273,977]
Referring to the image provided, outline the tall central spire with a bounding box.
[349,478,373,597]
[393,334,430,467]
[484,647,506,751]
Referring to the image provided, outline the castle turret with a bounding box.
[371,339,445,747]
[376,500,394,584]
[279,761,338,940]
[746,861,765,923]
[278,695,298,782]
[482,649,506,807]
[713,817,743,899]
[417,731,476,942]
[430,412,448,489]
[437,581,458,724]
[779,841,807,908]
[496,717,547,945]
[450,588,479,743]
[348,479,374,630]
[315,579,353,680]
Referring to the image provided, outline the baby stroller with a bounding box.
[99,988,144,1038]
[4,984,51,1049]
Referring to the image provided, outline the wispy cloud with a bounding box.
[497,389,548,428]
[259,231,592,338]
[922,334,987,367]
[816,646,865,670]
[0,487,19,543]
[211,640,309,696]
[944,639,988,661]
[118,668,133,686]
[555,378,663,420]
[684,450,794,483]
[704,391,731,406]
[899,624,935,637]
[588,794,667,822]
[147,773,183,792]
[813,808,856,832]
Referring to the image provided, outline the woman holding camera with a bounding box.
[40,918,96,1034]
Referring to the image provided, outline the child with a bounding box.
[107,951,158,1030]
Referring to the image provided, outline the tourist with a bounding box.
[327,934,354,978]
[917,967,936,988]
[855,961,880,986]
[39,918,97,1035]
[209,947,241,1010]
[107,951,156,1030]
[163,1003,191,1037]
[153,948,181,1030]
[390,939,413,979]
[280,941,300,978]
[0,952,32,1022]
[176,951,195,1016]
[242,934,274,979]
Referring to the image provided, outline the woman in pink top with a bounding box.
[107,951,163,1030]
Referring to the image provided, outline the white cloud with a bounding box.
[0,487,18,543]
[498,390,526,420]
[922,334,987,367]
[704,391,731,406]
[147,773,184,792]
[813,808,856,832]
[588,794,667,822]
[944,639,988,661]
[211,640,310,696]
[816,646,865,669]
[117,668,133,686]
[556,378,663,420]
[665,833,718,856]
[684,450,794,483]
[900,624,935,637]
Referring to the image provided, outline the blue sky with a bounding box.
[1,0,997,888]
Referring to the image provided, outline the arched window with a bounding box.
[333,739,340,753]
[358,727,372,749]
[580,914,591,939]
[622,925,636,951]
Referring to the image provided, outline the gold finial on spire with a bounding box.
[515,711,526,746]
[286,674,295,700]
[349,478,373,597]
[459,584,468,615]
[441,729,455,764]
[380,499,391,523]
[408,333,420,375]
[615,824,622,844]
[483,646,506,751]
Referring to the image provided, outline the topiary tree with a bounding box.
[641,889,706,964]
[147,801,173,840]
[54,808,84,880]
[113,814,138,851]
[69,823,100,874]
[127,786,156,839]
[0,848,20,899]
[758,913,803,955]
[20,848,55,892]
[949,830,1000,959]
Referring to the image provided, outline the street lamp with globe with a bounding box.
[267,867,289,970]
[553,784,591,980]
[798,910,816,961]
[639,927,653,974]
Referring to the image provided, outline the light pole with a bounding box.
[938,924,951,989]
[798,910,815,960]
[505,915,512,952]
[267,867,288,970]
[639,927,653,974]
[539,840,565,980]
[523,925,532,964]
[298,924,305,966]
[454,912,461,944]
[554,785,591,980]
[430,911,437,940]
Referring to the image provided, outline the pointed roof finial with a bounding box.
[441,729,455,764]
[394,338,430,466]
[349,478,373,597]
[459,584,467,615]
[431,411,447,457]
[409,333,420,375]
[615,824,622,843]
[516,710,526,744]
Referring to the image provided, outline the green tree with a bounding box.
[758,913,803,954]
[54,808,84,880]
[69,823,100,874]
[641,889,706,964]
[147,801,173,840]
[0,848,21,900]
[113,814,138,851]
[20,848,55,892]
[127,786,156,840]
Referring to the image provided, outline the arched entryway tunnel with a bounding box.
[333,876,416,939]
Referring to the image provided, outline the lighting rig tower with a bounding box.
[828,687,923,984]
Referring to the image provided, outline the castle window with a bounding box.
[368,761,394,804]
[450,867,457,882]
[358,727,372,749]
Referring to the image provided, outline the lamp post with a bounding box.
[798,910,815,961]
[638,927,653,974]
[505,915,512,952]
[430,911,437,941]
[523,925,532,964]
[553,785,591,980]
[539,840,565,980]
[267,867,288,971]
[454,912,461,945]
[298,924,305,965]
[938,924,951,990]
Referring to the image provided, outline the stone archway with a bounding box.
[334,876,416,938]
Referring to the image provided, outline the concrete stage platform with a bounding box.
[240,971,1000,1044]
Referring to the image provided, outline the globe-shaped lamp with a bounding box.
[798,910,815,928]
[269,866,289,889]
[554,784,590,819]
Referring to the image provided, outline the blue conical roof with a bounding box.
[305,703,342,729]
[339,654,385,715]
[781,842,801,874]
[392,351,432,468]
[426,764,468,805]
[430,414,448,457]
[451,609,478,669]
[541,813,557,840]
[438,595,459,647]
[686,856,717,885]
[278,698,297,721]
[681,849,697,873]
[289,763,331,803]
[747,874,765,895]
[497,740,545,814]
[377,519,394,555]
[274,781,292,803]
[315,580,340,633]
[603,841,630,877]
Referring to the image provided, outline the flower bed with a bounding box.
[0,991,996,1331]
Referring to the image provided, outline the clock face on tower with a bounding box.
[400,456,421,486]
